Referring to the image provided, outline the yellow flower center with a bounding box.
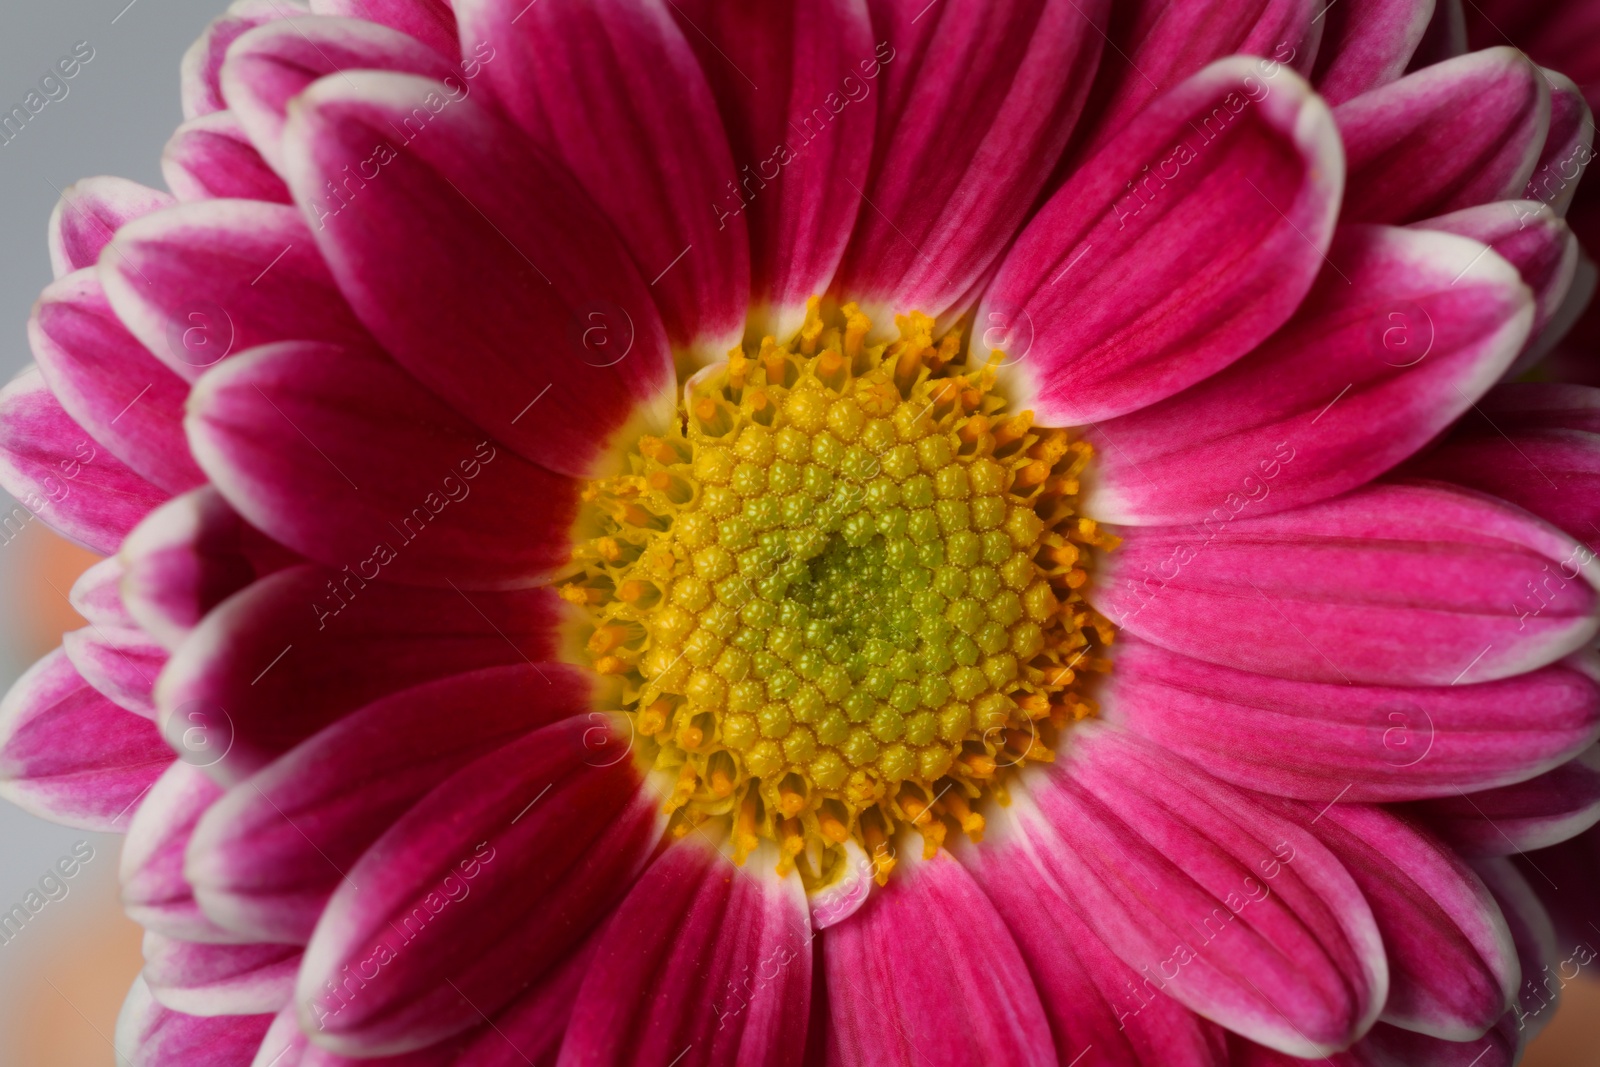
[561,299,1115,889]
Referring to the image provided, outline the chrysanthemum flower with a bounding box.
[3,0,1600,1064]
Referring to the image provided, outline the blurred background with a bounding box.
[0,1,1597,1065]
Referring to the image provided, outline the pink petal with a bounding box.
[115,977,274,1067]
[121,762,246,944]
[833,0,1107,327]
[0,367,169,553]
[1012,725,1387,1058]
[983,58,1342,425]
[1104,637,1600,802]
[1312,0,1435,105]
[1524,69,1594,216]
[180,0,309,119]
[62,623,167,719]
[960,825,1231,1066]
[296,715,661,1055]
[100,199,371,383]
[71,556,138,630]
[222,16,463,175]
[1095,481,1600,685]
[454,936,596,1067]
[189,663,594,944]
[558,838,812,1067]
[457,0,748,357]
[1412,747,1600,855]
[155,564,563,780]
[666,0,876,337]
[1474,857,1563,1042]
[48,176,174,278]
[187,340,578,588]
[1256,799,1516,1040]
[1414,201,1577,337]
[253,1005,469,1065]
[280,71,675,479]
[162,111,294,205]
[1085,224,1532,525]
[143,933,301,1016]
[308,0,459,56]
[30,269,204,493]
[823,850,1057,1066]
[1337,48,1549,224]
[0,649,169,831]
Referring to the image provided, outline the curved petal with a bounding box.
[120,486,300,651]
[1312,0,1436,106]
[1524,69,1594,216]
[1095,481,1600,686]
[143,932,301,1016]
[453,934,596,1067]
[1414,200,1576,336]
[280,70,675,478]
[1085,224,1532,524]
[181,0,309,118]
[30,269,204,494]
[558,838,812,1067]
[187,340,579,588]
[1474,857,1562,1042]
[72,556,138,630]
[666,0,875,338]
[1337,48,1549,224]
[121,762,249,944]
[823,849,1056,1066]
[99,199,371,383]
[1412,747,1600,855]
[1103,637,1600,802]
[115,977,274,1067]
[189,663,594,944]
[0,367,169,554]
[308,0,459,56]
[162,111,294,205]
[983,58,1342,425]
[62,623,167,719]
[251,1005,467,1065]
[457,0,748,357]
[833,0,1108,327]
[295,715,662,1056]
[1006,725,1387,1058]
[155,564,564,780]
[48,176,174,278]
[222,16,463,175]
[0,649,169,831]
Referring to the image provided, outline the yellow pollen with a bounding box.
[562,297,1115,888]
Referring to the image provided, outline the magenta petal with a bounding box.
[1412,747,1600,855]
[120,487,299,651]
[161,111,294,205]
[823,849,1057,1066]
[1015,725,1387,1057]
[0,367,169,554]
[189,663,593,944]
[458,0,749,357]
[1312,0,1435,105]
[187,340,578,588]
[666,0,875,337]
[252,1004,470,1066]
[72,556,138,630]
[308,0,459,56]
[1096,481,1600,685]
[984,58,1342,425]
[1104,637,1600,802]
[558,839,812,1067]
[62,623,167,719]
[143,933,300,1016]
[30,269,204,494]
[1525,69,1594,216]
[180,0,308,118]
[0,649,169,831]
[834,0,1107,327]
[1257,799,1516,1040]
[48,176,174,278]
[115,977,274,1067]
[455,937,595,1067]
[1338,48,1549,224]
[155,564,563,779]
[296,716,661,1055]
[121,762,247,944]
[1086,224,1533,525]
[961,828,1230,1066]
[1474,857,1563,1042]
[99,199,371,383]
[280,71,675,478]
[222,16,463,175]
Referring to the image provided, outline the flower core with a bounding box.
[563,300,1114,886]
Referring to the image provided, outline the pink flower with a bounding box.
[2,1,1599,1065]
